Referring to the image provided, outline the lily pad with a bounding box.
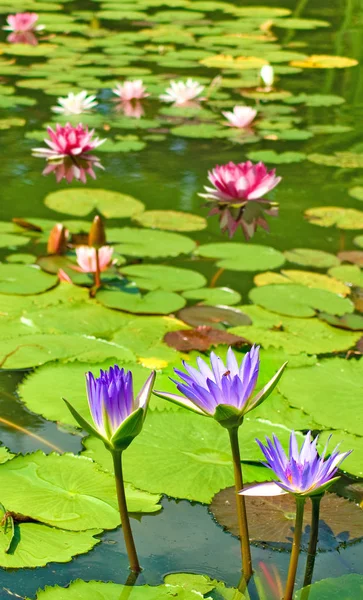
[283,248,340,268]
[254,270,349,296]
[273,18,329,30]
[110,227,196,258]
[196,243,285,271]
[308,152,363,168]
[182,287,241,306]
[177,304,251,328]
[337,251,363,266]
[121,264,206,292]
[279,357,363,434]
[83,411,293,503]
[0,264,58,295]
[295,575,363,600]
[305,207,363,230]
[0,523,100,569]
[349,186,363,201]
[210,488,363,551]
[290,54,358,69]
[96,288,186,315]
[134,210,207,232]
[246,150,306,164]
[328,265,363,287]
[319,430,363,478]
[0,452,160,530]
[318,313,363,331]
[44,188,144,218]
[284,93,344,107]
[164,327,247,352]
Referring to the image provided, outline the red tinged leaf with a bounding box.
[164,326,250,351]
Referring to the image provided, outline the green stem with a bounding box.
[303,495,322,588]
[112,450,141,573]
[284,497,306,600]
[228,427,253,581]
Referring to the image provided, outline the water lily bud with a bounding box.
[47,223,68,254]
[260,65,274,88]
[88,215,106,248]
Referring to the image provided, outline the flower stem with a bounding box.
[210,267,224,288]
[228,427,253,581]
[112,450,141,573]
[284,496,306,600]
[303,495,323,588]
[94,247,101,288]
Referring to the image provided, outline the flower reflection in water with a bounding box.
[42,155,104,183]
[7,31,38,45]
[115,100,145,119]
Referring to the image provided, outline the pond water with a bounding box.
[0,0,363,598]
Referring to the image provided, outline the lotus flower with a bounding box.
[222,106,257,129]
[160,79,205,105]
[3,12,44,32]
[112,80,149,101]
[42,155,104,183]
[200,160,281,240]
[115,100,145,119]
[7,31,38,45]
[64,365,155,450]
[75,245,113,273]
[51,91,98,115]
[154,346,286,429]
[240,431,352,497]
[32,123,105,161]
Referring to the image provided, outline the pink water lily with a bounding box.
[32,123,106,161]
[4,12,44,32]
[112,80,149,101]
[222,106,257,129]
[75,246,113,273]
[160,79,205,105]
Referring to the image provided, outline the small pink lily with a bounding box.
[222,105,257,129]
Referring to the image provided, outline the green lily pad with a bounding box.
[96,288,186,315]
[279,357,363,434]
[354,235,363,248]
[246,150,306,164]
[273,17,329,29]
[285,93,344,106]
[305,206,363,229]
[0,233,30,249]
[171,123,228,139]
[110,227,196,258]
[0,452,160,531]
[134,210,207,232]
[196,243,285,271]
[0,264,58,295]
[97,137,146,153]
[308,124,353,134]
[318,313,363,331]
[319,430,363,478]
[283,248,340,268]
[328,265,363,287]
[308,152,363,168]
[182,287,241,306]
[0,523,100,569]
[249,284,353,317]
[83,411,293,503]
[6,253,36,264]
[44,188,145,218]
[121,264,206,292]
[349,186,363,201]
[230,305,360,355]
[295,575,363,600]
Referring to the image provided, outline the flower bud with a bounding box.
[260,64,274,88]
[47,224,68,255]
[88,215,106,248]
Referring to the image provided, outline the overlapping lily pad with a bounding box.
[44,188,145,218]
[305,207,363,229]
[121,264,206,292]
[196,243,285,271]
[295,575,363,600]
[110,228,196,258]
[0,264,58,295]
[134,210,207,231]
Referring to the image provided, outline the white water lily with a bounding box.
[260,65,274,88]
[159,79,205,105]
[51,91,98,115]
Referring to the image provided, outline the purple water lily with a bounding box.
[154,346,286,427]
[240,431,352,498]
[64,365,155,450]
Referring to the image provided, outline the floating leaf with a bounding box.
[337,251,363,266]
[210,488,363,551]
[177,304,251,328]
[254,270,350,296]
[308,124,353,134]
[283,248,340,268]
[164,327,247,352]
[328,265,363,287]
[182,287,241,306]
[134,210,207,232]
[290,54,358,69]
[319,430,363,478]
[246,150,306,164]
[171,123,227,139]
[200,54,267,69]
[354,235,363,248]
[0,264,58,295]
[44,188,144,218]
[285,93,344,107]
[249,284,353,317]
[305,206,363,230]
[295,575,363,600]
[196,243,285,271]
[96,288,186,315]
[349,186,363,201]
[319,313,363,331]
[273,18,329,29]
[0,452,160,531]
[121,264,206,292]
[110,227,196,258]
[279,357,363,434]
[308,152,363,168]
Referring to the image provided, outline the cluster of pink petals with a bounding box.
[32,123,106,161]
[200,160,281,204]
[4,12,43,32]
[42,155,104,184]
[112,80,149,101]
[76,246,114,273]
[222,105,257,129]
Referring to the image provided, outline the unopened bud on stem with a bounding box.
[88,215,106,248]
[47,224,68,255]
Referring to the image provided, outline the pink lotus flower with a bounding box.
[76,246,114,273]
[115,100,145,119]
[42,155,104,184]
[4,12,44,33]
[222,106,257,129]
[112,80,149,101]
[200,161,281,240]
[7,31,38,45]
[32,123,106,161]
[160,79,205,105]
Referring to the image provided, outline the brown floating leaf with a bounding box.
[12,218,42,232]
[338,251,363,267]
[164,326,249,352]
[177,305,252,329]
[210,486,363,552]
